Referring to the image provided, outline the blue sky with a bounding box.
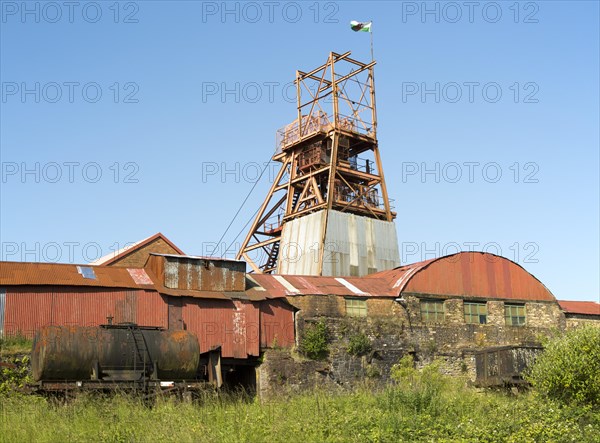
[1,1,598,302]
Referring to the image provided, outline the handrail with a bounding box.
[275,111,375,153]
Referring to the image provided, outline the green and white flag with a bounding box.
[350,21,372,32]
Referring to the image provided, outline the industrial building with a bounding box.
[1,53,598,392]
[1,238,598,391]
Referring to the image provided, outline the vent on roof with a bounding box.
[77,266,97,280]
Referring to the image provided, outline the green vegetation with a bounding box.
[1,372,598,443]
[299,320,328,360]
[526,325,600,406]
[0,355,31,395]
[1,328,598,441]
[346,332,372,356]
[0,334,32,356]
[1,335,33,395]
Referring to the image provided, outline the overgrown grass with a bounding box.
[1,377,598,442]
[0,334,32,356]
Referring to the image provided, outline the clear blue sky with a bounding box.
[1,1,598,302]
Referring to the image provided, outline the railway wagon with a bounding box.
[30,323,218,394]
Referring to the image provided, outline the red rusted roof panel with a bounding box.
[247,274,398,298]
[0,261,153,289]
[558,300,600,315]
[391,252,556,302]
[0,261,259,301]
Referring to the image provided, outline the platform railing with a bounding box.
[275,112,375,154]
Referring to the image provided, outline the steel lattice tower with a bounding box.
[237,52,399,276]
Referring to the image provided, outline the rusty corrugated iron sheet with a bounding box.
[147,253,246,292]
[260,299,296,348]
[368,252,556,302]
[0,261,153,290]
[247,274,398,298]
[0,260,257,301]
[364,257,438,287]
[249,252,556,302]
[181,298,260,358]
[143,267,265,301]
[3,287,167,338]
[558,300,600,316]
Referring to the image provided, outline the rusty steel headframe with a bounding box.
[237,51,394,274]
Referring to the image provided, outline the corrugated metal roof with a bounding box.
[0,261,152,289]
[90,232,185,266]
[0,251,558,303]
[558,300,600,316]
[247,273,397,298]
[365,257,438,289]
[0,261,259,301]
[367,252,556,302]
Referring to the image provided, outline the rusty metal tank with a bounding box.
[31,324,200,382]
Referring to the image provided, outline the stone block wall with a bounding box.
[110,238,181,268]
[291,294,345,318]
[526,302,566,329]
[257,315,411,398]
[565,315,600,329]
[257,293,566,397]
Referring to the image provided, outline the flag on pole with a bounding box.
[350,21,372,32]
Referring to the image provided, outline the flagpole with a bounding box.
[370,20,374,61]
[350,20,375,60]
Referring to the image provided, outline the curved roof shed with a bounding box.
[369,252,556,302]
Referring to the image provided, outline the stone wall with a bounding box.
[257,316,410,398]
[290,294,345,318]
[257,293,566,396]
[257,349,336,398]
[565,315,600,329]
[110,238,181,268]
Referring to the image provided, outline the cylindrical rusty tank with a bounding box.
[31,324,200,382]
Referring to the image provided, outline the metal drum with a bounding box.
[31,324,200,382]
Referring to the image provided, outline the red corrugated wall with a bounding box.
[260,299,295,348]
[181,298,260,358]
[3,287,167,337]
[2,285,295,358]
